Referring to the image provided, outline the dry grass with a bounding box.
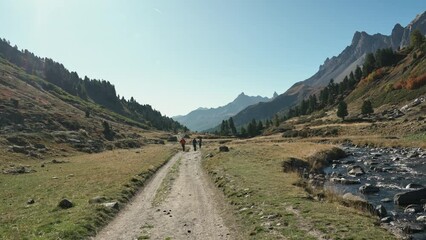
[0,145,177,239]
[202,139,395,239]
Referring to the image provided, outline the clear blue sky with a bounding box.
[0,0,425,117]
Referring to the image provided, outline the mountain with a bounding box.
[0,38,187,157]
[230,11,426,127]
[173,92,273,131]
[0,38,184,132]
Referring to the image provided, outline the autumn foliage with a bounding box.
[394,73,426,90]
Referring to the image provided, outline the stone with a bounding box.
[405,183,424,189]
[101,202,119,210]
[27,199,35,205]
[381,216,392,223]
[394,188,426,206]
[402,222,425,234]
[58,199,73,209]
[375,205,387,218]
[348,165,365,177]
[330,177,360,185]
[219,146,229,152]
[404,204,423,214]
[359,184,380,194]
[416,216,426,222]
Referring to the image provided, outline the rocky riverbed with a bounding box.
[323,144,426,239]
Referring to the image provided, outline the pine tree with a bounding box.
[361,100,374,115]
[337,101,348,120]
[228,117,237,136]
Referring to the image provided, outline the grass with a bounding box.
[202,140,396,239]
[152,156,181,206]
[0,145,176,240]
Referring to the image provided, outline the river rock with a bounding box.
[330,177,360,185]
[402,222,425,234]
[376,205,387,218]
[394,188,426,206]
[381,216,392,223]
[405,183,424,189]
[404,204,424,214]
[359,184,380,194]
[58,199,73,209]
[219,146,229,152]
[343,193,366,202]
[101,202,119,210]
[348,165,365,177]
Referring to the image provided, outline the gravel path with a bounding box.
[94,150,232,240]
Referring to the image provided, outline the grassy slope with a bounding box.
[203,139,395,240]
[0,145,176,240]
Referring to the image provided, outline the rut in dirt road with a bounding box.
[94,150,232,240]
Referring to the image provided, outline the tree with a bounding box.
[363,53,376,77]
[336,101,348,120]
[354,66,363,81]
[410,29,425,49]
[361,100,374,115]
[240,126,248,138]
[228,117,237,136]
[273,114,280,127]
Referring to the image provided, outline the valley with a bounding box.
[1,4,426,240]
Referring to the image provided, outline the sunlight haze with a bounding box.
[0,0,424,116]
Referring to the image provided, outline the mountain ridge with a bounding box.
[173,92,274,131]
[229,11,426,127]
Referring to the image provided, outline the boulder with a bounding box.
[375,205,387,218]
[101,202,119,210]
[219,146,229,152]
[348,165,365,177]
[359,184,380,194]
[381,216,392,223]
[330,177,360,185]
[402,222,425,234]
[58,199,73,209]
[405,183,424,189]
[394,188,426,206]
[404,204,423,214]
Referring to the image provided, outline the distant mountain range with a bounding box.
[229,11,426,127]
[173,92,277,131]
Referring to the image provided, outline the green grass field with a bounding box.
[0,145,176,240]
[202,140,396,240]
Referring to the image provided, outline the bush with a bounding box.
[393,72,426,90]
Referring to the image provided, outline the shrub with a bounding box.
[393,72,426,90]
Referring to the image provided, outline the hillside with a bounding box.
[0,43,184,162]
[173,92,274,131]
[0,38,184,132]
[230,11,426,127]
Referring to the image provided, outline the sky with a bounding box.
[0,0,425,117]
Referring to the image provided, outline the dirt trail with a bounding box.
[94,150,232,240]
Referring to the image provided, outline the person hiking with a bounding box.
[198,137,202,149]
[192,138,197,151]
[179,138,186,151]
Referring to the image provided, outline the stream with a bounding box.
[323,144,426,239]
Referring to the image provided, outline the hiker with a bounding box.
[179,138,186,151]
[192,138,197,151]
[198,137,202,149]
